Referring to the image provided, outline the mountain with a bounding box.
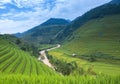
[14,18,70,46]
[49,15,120,77]
[47,1,120,75]
[50,0,120,63]
[13,32,22,37]
[110,0,120,4]
[63,15,120,57]
[40,18,70,26]
[53,0,120,43]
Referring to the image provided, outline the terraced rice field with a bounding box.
[0,38,120,84]
[0,38,56,75]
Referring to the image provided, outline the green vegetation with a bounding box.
[16,18,69,46]
[0,74,119,84]
[47,54,77,75]
[1,35,119,84]
[0,38,56,75]
[0,1,120,83]
[38,44,55,51]
[64,15,120,57]
[49,15,120,76]
[49,49,120,76]
[54,3,120,43]
[0,34,39,57]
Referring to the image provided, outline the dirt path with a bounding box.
[38,44,61,70]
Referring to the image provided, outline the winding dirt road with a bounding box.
[38,44,61,70]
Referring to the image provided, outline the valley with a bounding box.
[48,14,120,76]
[0,0,120,84]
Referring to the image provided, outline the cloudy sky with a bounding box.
[0,0,111,34]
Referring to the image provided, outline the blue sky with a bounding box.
[0,0,111,34]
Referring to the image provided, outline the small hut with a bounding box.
[72,53,76,57]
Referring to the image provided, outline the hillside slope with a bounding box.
[0,37,56,75]
[49,15,120,76]
[54,1,120,43]
[15,18,69,46]
[63,15,120,57]
[0,34,39,57]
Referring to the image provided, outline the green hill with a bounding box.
[54,2,120,43]
[14,18,70,46]
[48,0,120,76]
[49,15,120,76]
[22,25,66,45]
[64,15,120,57]
[0,34,39,57]
[48,1,120,75]
[1,36,119,84]
[0,37,56,75]
[0,0,120,83]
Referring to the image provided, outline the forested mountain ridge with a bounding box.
[14,18,70,46]
[53,0,120,43]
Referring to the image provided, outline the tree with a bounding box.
[16,39,21,45]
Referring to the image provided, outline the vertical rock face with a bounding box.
[110,0,120,4]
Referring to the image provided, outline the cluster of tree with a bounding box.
[46,54,77,75]
[15,39,39,57]
[45,51,97,76]
[77,52,120,64]
[19,42,39,57]
[1,34,39,57]
[72,65,96,76]
[79,55,96,62]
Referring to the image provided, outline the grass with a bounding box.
[48,15,120,76]
[0,15,120,83]
[64,15,120,57]
[38,44,55,50]
[0,38,56,75]
[49,49,120,75]
[0,73,119,84]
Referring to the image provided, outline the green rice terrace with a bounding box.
[0,34,120,84]
[0,38,56,75]
[0,36,120,84]
[0,0,120,83]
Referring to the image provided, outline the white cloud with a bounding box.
[0,5,51,34]
[0,0,11,3]
[51,0,111,19]
[0,19,41,34]
[0,0,111,34]
[0,5,6,9]
[13,0,44,8]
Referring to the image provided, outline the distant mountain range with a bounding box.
[51,0,120,60]
[40,18,70,26]
[14,0,120,46]
[14,18,70,46]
